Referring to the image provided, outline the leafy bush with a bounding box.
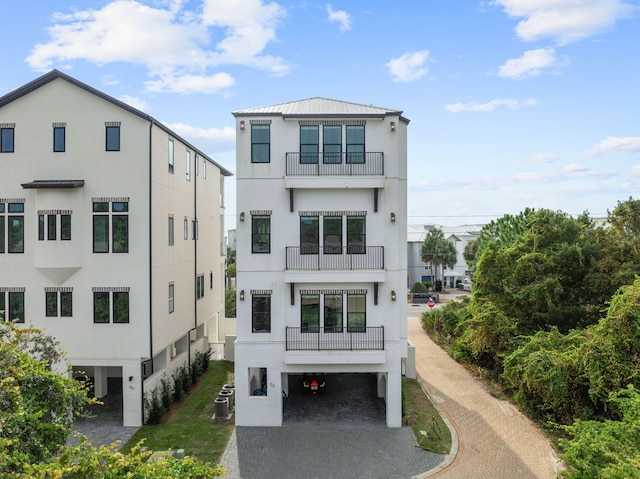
[160,375,173,412]
[225,289,236,318]
[410,282,427,293]
[144,387,166,425]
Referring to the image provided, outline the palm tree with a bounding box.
[420,227,457,291]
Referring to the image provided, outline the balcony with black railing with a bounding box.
[286,152,384,176]
[285,246,384,270]
[286,326,384,351]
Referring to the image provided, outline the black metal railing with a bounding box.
[285,246,384,270]
[286,326,384,351]
[285,152,384,176]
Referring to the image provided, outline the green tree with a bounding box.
[560,386,640,479]
[0,323,93,465]
[420,227,457,291]
[463,208,534,271]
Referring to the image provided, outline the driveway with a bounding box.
[408,306,562,478]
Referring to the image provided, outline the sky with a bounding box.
[1,0,639,231]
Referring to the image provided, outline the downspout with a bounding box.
[145,119,154,424]
[189,153,198,369]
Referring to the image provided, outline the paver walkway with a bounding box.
[408,310,562,479]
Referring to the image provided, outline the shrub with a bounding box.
[144,387,166,425]
[160,375,173,412]
[410,282,428,294]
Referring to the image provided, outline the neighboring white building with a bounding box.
[0,70,232,426]
[407,224,484,289]
[233,98,409,427]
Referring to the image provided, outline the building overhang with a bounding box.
[21,180,85,189]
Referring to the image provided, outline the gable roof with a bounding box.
[232,97,409,123]
[0,70,232,177]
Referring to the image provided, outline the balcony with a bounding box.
[285,152,384,176]
[286,246,384,271]
[286,326,384,351]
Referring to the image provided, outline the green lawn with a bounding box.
[403,377,452,455]
[121,360,234,466]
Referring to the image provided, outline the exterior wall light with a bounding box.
[239,212,245,222]
[391,290,397,301]
[240,120,245,130]
[239,290,245,301]
[390,212,396,223]
[390,121,396,132]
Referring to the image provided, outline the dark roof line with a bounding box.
[0,70,232,177]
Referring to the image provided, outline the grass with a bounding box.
[402,377,452,455]
[120,360,234,465]
[121,361,452,463]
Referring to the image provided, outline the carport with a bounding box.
[283,373,386,428]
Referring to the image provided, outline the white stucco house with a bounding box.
[407,224,484,290]
[0,70,232,426]
[233,98,409,427]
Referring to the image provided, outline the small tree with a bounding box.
[420,228,457,291]
[0,323,95,464]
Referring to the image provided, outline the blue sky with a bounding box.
[2,0,639,230]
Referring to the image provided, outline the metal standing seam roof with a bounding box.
[232,97,407,121]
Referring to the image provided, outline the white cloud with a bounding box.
[326,4,352,31]
[498,48,564,79]
[630,165,640,177]
[583,136,640,157]
[445,98,536,112]
[520,152,560,164]
[385,50,429,83]
[25,0,291,93]
[493,0,636,45]
[145,72,235,94]
[166,122,236,154]
[118,95,149,111]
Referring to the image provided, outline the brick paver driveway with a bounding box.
[408,308,562,479]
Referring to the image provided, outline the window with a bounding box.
[93,200,128,253]
[323,216,342,254]
[186,150,191,181]
[169,283,174,313]
[106,124,120,151]
[347,294,366,332]
[45,290,72,317]
[252,215,271,253]
[53,125,65,152]
[195,154,199,176]
[251,124,270,163]
[168,216,174,246]
[323,125,341,163]
[196,274,204,300]
[346,125,365,164]
[347,215,366,254]
[300,216,319,254]
[183,217,188,240]
[300,125,318,164]
[301,294,320,332]
[192,218,198,240]
[168,139,174,173]
[252,293,271,332]
[210,271,213,289]
[38,212,71,241]
[93,288,129,323]
[324,294,343,332]
[0,289,25,323]
[1,202,24,254]
[1,126,14,153]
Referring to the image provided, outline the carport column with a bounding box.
[94,366,108,399]
[122,362,143,427]
[386,368,402,427]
